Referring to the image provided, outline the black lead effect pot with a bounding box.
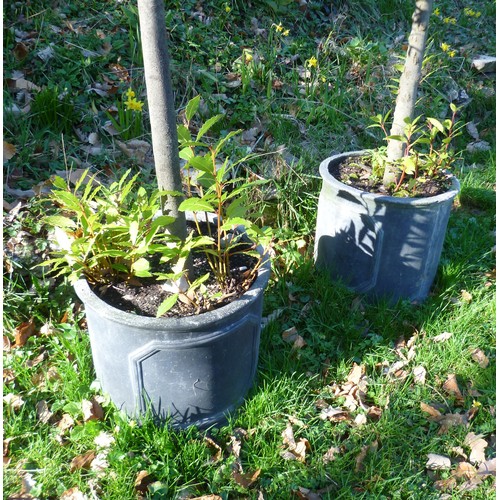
[314,151,460,303]
[74,251,270,429]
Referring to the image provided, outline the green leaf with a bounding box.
[186,95,201,122]
[44,215,76,229]
[131,257,150,273]
[196,114,224,141]
[178,197,214,213]
[385,135,406,142]
[214,129,241,156]
[189,155,214,174]
[129,220,139,245]
[226,198,246,218]
[177,124,192,143]
[427,118,445,134]
[188,272,210,290]
[157,293,179,317]
[52,191,82,212]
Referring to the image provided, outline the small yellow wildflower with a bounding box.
[464,7,481,17]
[443,17,457,24]
[433,8,440,16]
[128,419,137,427]
[125,88,135,99]
[244,49,253,63]
[225,3,231,13]
[283,29,290,36]
[274,22,284,33]
[440,42,450,52]
[306,56,318,68]
[125,97,144,112]
[448,50,456,58]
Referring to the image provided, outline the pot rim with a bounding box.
[74,254,271,330]
[319,150,460,207]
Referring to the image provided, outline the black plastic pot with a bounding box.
[314,151,460,303]
[74,256,270,429]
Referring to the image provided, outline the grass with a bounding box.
[3,0,495,498]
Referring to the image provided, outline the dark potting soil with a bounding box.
[90,251,259,318]
[331,156,453,198]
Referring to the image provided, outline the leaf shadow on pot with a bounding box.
[314,186,456,304]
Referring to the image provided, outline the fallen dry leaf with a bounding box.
[3,335,12,352]
[322,446,341,464]
[355,440,378,472]
[232,468,261,488]
[3,141,17,162]
[35,400,53,424]
[461,289,473,303]
[57,414,75,433]
[470,348,489,368]
[464,433,488,465]
[354,414,367,426]
[477,457,496,476]
[433,476,457,491]
[347,363,365,385]
[109,62,130,82]
[420,402,443,420]
[413,366,427,385]
[432,331,453,343]
[426,453,451,470]
[82,397,104,422]
[282,326,307,349]
[294,486,322,500]
[455,461,477,479]
[367,406,383,421]
[204,437,222,462]
[438,413,469,434]
[134,470,154,495]
[14,318,36,347]
[281,423,310,462]
[443,374,464,403]
[70,450,96,472]
[60,487,89,500]
[26,350,48,368]
[3,393,25,410]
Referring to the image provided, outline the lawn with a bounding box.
[3,0,496,498]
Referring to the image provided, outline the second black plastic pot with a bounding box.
[314,151,460,303]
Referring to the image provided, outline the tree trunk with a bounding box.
[383,0,433,187]
[137,0,186,240]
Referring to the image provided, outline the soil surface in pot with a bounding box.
[332,156,453,197]
[90,251,259,318]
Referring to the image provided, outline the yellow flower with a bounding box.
[433,8,440,16]
[225,3,231,13]
[448,50,456,58]
[283,29,290,36]
[244,49,253,63]
[125,97,144,112]
[443,17,456,24]
[440,42,450,52]
[274,22,284,33]
[125,88,135,99]
[306,56,318,68]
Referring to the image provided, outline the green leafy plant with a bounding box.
[106,87,145,140]
[366,103,463,195]
[177,96,272,289]
[30,86,76,134]
[42,98,271,317]
[41,171,179,286]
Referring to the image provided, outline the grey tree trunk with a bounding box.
[137,0,186,240]
[383,0,433,187]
